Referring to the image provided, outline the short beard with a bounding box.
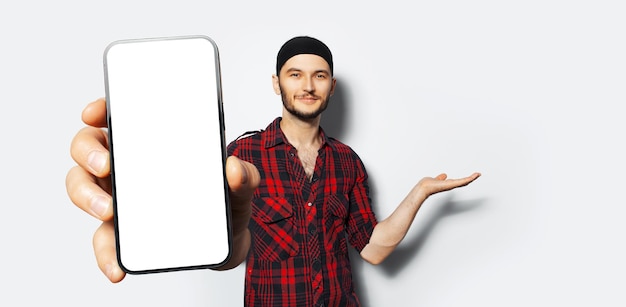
[280,84,330,120]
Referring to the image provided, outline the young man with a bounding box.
[66,36,480,307]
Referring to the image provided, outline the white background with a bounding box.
[1,1,625,306]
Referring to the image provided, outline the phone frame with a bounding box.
[103,35,232,274]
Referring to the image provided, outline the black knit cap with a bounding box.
[276,36,333,76]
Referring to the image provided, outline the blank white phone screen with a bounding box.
[104,36,230,273]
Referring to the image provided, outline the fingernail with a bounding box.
[90,195,109,218]
[88,151,106,174]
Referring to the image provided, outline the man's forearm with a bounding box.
[360,186,427,265]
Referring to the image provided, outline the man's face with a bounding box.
[273,54,336,120]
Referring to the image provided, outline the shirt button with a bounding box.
[312,258,321,270]
[307,202,313,207]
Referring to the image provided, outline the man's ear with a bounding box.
[330,77,337,96]
[272,74,281,95]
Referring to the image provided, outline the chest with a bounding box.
[251,145,357,201]
[297,146,318,180]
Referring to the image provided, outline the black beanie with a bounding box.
[276,36,333,76]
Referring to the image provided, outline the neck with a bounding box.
[280,110,322,149]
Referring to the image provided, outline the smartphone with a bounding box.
[103,35,231,274]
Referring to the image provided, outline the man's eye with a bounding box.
[290,73,300,77]
[316,74,327,79]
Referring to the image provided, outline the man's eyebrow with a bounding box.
[284,67,330,75]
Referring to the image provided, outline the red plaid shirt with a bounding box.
[227,117,378,307]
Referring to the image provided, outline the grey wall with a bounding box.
[2,1,625,306]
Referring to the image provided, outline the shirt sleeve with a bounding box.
[227,140,238,156]
[345,154,378,252]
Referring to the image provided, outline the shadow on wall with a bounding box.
[380,195,487,276]
[352,190,487,307]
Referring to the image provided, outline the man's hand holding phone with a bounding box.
[66,98,258,282]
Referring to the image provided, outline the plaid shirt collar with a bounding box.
[263,117,338,151]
